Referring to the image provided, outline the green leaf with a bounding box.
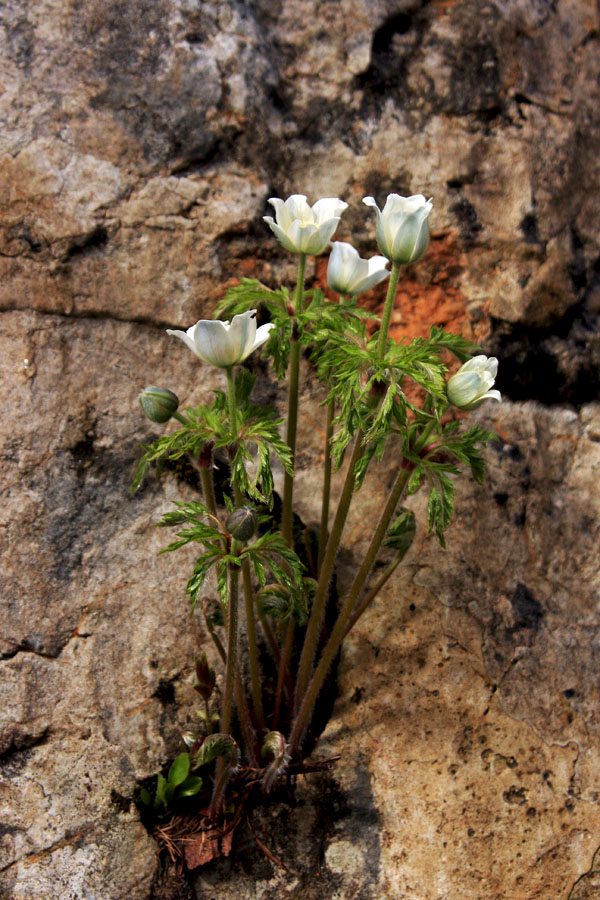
[256,583,294,620]
[175,775,204,799]
[213,278,284,319]
[138,787,152,808]
[426,469,456,547]
[385,509,416,556]
[168,752,191,788]
[154,773,167,810]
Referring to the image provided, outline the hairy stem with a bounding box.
[225,366,264,734]
[199,467,218,519]
[289,465,411,755]
[281,253,307,545]
[234,666,259,766]
[344,557,402,636]
[317,396,335,573]
[206,620,226,665]
[226,366,238,447]
[242,558,264,730]
[272,618,295,730]
[221,561,239,737]
[376,261,402,361]
[258,609,281,665]
[294,431,364,712]
[204,698,213,735]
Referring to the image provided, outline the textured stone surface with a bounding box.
[0,311,224,898]
[2,0,600,897]
[1,0,599,394]
[189,400,600,900]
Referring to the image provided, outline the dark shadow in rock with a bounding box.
[489,302,600,406]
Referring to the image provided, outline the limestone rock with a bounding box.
[2,0,600,897]
[0,311,223,898]
[191,400,600,900]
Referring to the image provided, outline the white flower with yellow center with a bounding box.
[167,310,274,368]
[264,194,348,255]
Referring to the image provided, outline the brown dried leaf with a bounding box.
[183,826,234,869]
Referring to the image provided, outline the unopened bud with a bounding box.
[139,386,179,423]
[194,652,216,701]
[226,506,258,542]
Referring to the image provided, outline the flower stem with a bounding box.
[221,560,240,737]
[225,366,264,732]
[294,430,364,713]
[204,698,213,735]
[288,464,411,756]
[234,665,259,766]
[376,261,402,361]
[199,468,218,519]
[242,557,264,730]
[317,396,335,573]
[272,618,295,730]
[205,619,226,665]
[344,556,402,636]
[281,253,307,545]
[226,366,238,445]
[258,609,281,665]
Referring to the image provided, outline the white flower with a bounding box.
[264,194,348,255]
[327,242,390,296]
[167,310,274,368]
[446,355,501,410]
[363,193,433,264]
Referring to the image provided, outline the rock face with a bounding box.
[1,0,599,898]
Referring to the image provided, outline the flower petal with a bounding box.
[352,258,390,294]
[285,194,313,224]
[189,319,237,367]
[460,355,489,373]
[362,196,380,211]
[263,217,301,253]
[249,322,276,354]
[166,328,202,359]
[226,310,257,362]
[287,219,318,252]
[311,197,348,225]
[305,218,341,255]
[267,198,292,230]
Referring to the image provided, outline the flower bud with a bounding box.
[363,194,433,264]
[446,356,501,410]
[226,506,258,542]
[139,386,179,423]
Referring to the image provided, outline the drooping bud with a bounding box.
[194,733,241,770]
[261,731,290,793]
[226,506,258,542]
[139,386,179,423]
[194,652,216,701]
